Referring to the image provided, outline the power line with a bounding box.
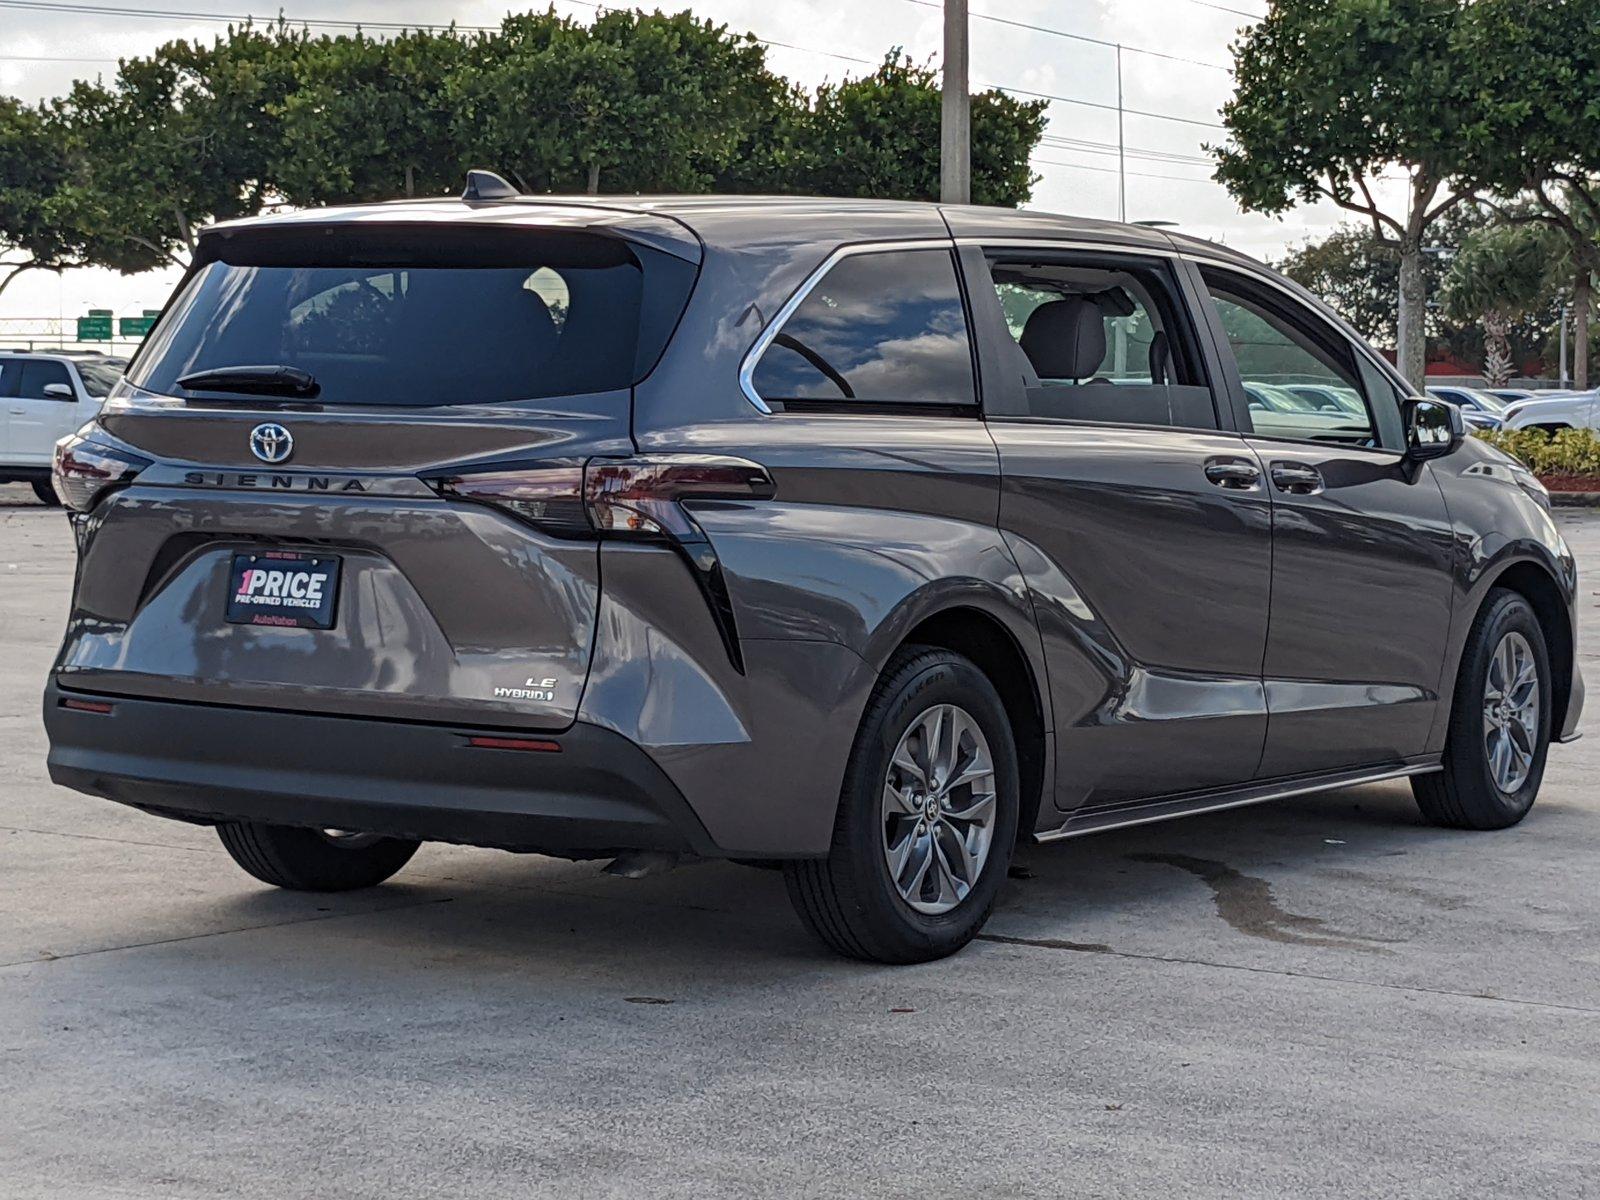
[1040,134,1213,167]
[993,81,1226,130]
[1033,156,1221,186]
[0,0,501,29]
[900,0,1233,72]
[1187,0,1265,18]
[0,0,1226,132]
[0,53,119,61]
[0,0,880,68]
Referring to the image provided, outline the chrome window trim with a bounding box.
[954,235,1181,261]
[738,238,960,414]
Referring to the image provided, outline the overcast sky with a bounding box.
[0,0,1376,332]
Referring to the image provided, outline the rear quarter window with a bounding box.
[749,247,975,409]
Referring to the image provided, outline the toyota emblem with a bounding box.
[249,423,294,464]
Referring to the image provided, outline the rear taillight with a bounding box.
[427,454,774,673]
[52,431,150,513]
[427,455,775,540]
[428,463,590,536]
[584,456,777,537]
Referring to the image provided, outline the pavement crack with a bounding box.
[0,896,455,971]
[976,935,1600,1016]
[979,934,1112,953]
[3,825,214,854]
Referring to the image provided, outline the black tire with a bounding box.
[31,479,60,506]
[784,645,1019,963]
[216,821,419,891]
[1413,588,1551,830]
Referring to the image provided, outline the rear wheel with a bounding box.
[31,479,59,506]
[784,646,1019,963]
[217,821,419,891]
[1414,589,1551,830]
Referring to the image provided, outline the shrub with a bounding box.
[1473,426,1600,480]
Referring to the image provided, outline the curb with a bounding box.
[1550,491,1600,508]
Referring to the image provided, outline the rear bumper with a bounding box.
[44,683,719,859]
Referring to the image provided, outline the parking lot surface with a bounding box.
[1,489,1597,1199]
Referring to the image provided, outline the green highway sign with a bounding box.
[118,310,161,338]
[76,309,113,342]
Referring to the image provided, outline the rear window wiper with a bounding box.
[176,364,321,398]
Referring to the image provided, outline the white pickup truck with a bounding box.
[1500,389,1599,433]
[0,352,125,503]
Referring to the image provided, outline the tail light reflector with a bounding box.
[60,698,115,714]
[466,735,561,752]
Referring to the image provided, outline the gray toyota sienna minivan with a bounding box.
[44,178,1584,962]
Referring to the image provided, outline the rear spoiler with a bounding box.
[200,200,703,266]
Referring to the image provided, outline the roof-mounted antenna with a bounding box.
[462,169,520,202]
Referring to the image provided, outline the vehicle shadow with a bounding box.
[172,776,1496,980]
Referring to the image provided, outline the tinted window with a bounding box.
[130,228,695,407]
[17,359,73,400]
[1203,270,1378,446]
[751,249,974,406]
[985,254,1217,429]
[76,360,124,398]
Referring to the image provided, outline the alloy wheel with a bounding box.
[1482,630,1540,793]
[880,703,998,915]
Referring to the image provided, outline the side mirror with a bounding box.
[1403,397,1464,461]
[41,383,74,400]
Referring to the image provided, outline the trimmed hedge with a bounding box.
[1473,427,1600,481]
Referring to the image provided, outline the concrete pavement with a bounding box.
[1,490,1596,1198]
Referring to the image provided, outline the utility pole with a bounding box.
[1560,302,1571,388]
[1115,45,1126,222]
[941,0,970,205]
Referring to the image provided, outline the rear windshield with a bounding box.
[129,226,695,406]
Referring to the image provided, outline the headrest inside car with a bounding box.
[1019,296,1107,380]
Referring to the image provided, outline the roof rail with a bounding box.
[462,169,520,202]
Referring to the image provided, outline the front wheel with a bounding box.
[784,646,1019,963]
[1414,589,1551,830]
[217,821,419,891]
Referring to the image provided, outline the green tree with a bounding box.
[449,10,774,195]
[749,54,1045,206]
[61,25,300,271]
[271,28,470,204]
[0,96,80,297]
[1440,223,1565,385]
[1276,225,1403,345]
[1213,0,1472,387]
[1454,0,1600,388]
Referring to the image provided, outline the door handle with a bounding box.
[1203,457,1262,490]
[1269,462,1325,495]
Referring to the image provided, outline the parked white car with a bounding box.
[0,352,125,504]
[1501,389,1599,433]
